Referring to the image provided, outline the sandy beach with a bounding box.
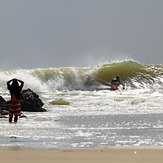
[0,148,163,163]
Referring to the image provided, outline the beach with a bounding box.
[0,113,163,163]
[0,148,163,163]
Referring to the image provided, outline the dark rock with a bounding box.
[20,113,27,118]
[0,96,8,118]
[0,108,8,118]
[0,110,8,115]
[0,89,46,115]
[20,89,46,112]
[0,96,6,104]
[0,96,10,115]
[0,115,7,118]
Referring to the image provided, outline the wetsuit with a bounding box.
[111,79,122,90]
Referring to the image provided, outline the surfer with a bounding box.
[7,78,24,123]
[111,76,125,90]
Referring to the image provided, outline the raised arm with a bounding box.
[7,78,24,88]
[7,79,13,88]
[17,79,24,88]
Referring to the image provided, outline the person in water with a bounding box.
[7,78,24,123]
[111,76,125,90]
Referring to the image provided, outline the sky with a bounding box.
[0,0,163,70]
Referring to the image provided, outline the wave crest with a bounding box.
[1,60,162,91]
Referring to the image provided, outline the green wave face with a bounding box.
[95,61,163,88]
[1,60,163,90]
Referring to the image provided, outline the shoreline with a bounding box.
[0,148,163,163]
[1,113,163,162]
[1,113,163,149]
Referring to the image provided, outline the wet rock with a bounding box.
[0,96,9,118]
[0,110,8,115]
[20,89,46,112]
[0,89,46,117]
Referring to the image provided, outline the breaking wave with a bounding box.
[0,60,162,91]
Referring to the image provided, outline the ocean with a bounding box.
[0,60,163,149]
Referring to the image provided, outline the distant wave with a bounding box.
[0,60,162,91]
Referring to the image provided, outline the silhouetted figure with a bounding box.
[111,76,125,90]
[7,78,24,123]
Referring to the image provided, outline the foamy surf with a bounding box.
[0,60,163,149]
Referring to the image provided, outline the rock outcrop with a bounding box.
[20,89,46,112]
[0,89,46,118]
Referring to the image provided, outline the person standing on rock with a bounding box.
[7,78,24,123]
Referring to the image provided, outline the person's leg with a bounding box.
[14,116,18,123]
[9,101,14,123]
[9,116,13,123]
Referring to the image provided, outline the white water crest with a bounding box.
[0,60,163,92]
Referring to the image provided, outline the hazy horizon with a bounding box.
[1,0,163,70]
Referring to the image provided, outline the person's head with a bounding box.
[116,76,120,80]
[11,80,19,88]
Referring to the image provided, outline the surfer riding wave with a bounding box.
[111,76,125,90]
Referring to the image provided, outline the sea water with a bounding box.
[0,60,163,149]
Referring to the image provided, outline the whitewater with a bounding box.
[0,60,163,149]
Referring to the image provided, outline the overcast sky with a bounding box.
[0,0,163,70]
